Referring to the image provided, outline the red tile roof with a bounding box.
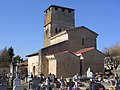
[74,47,95,54]
[20,61,28,66]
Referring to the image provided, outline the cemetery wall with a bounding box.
[0,67,10,74]
[0,62,10,74]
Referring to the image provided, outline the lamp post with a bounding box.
[79,54,84,77]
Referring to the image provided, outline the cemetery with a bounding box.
[0,4,120,90]
[0,60,120,90]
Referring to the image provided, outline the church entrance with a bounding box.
[33,66,35,75]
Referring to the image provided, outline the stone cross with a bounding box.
[13,66,23,90]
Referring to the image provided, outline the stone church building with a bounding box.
[27,5,105,78]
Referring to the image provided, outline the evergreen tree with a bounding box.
[8,46,14,62]
[0,47,11,62]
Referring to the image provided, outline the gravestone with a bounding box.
[60,76,65,86]
[46,77,51,90]
[13,72,23,90]
[49,74,55,83]
[27,72,33,82]
[27,72,33,90]
[87,67,93,78]
[0,75,7,90]
[115,74,120,90]
[67,79,75,90]
[39,73,45,83]
[73,74,78,88]
[32,76,40,90]
[0,83,7,90]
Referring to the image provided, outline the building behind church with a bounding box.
[27,5,105,78]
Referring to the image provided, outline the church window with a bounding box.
[46,29,48,35]
[55,28,58,33]
[55,7,58,10]
[59,28,61,32]
[68,10,71,13]
[45,10,47,14]
[82,38,84,45]
[48,8,50,11]
[62,9,65,12]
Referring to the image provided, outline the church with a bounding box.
[27,5,105,78]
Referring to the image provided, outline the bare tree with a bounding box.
[103,43,120,70]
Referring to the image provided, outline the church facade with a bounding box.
[27,5,105,78]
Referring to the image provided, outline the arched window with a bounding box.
[55,28,58,33]
[59,28,61,32]
[55,7,58,10]
[82,38,84,45]
[46,28,48,35]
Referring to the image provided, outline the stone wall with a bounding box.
[42,41,68,55]
[67,26,98,52]
[28,55,39,76]
[83,49,105,74]
[0,62,10,74]
[44,5,75,47]
[56,52,80,78]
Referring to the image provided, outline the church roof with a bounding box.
[74,47,95,54]
[26,51,39,57]
[46,47,95,57]
[20,60,28,66]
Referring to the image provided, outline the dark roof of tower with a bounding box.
[44,5,75,12]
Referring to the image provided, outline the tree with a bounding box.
[0,47,11,62]
[14,55,23,63]
[103,43,120,70]
[8,46,14,62]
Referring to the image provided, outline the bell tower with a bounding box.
[44,5,75,47]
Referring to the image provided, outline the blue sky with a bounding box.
[0,0,120,59]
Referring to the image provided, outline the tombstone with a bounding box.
[46,77,52,90]
[27,72,33,90]
[27,72,33,82]
[73,73,79,89]
[32,76,40,90]
[89,79,95,90]
[0,83,7,90]
[13,72,23,90]
[38,73,45,83]
[60,76,65,86]
[115,74,120,90]
[87,67,93,78]
[68,78,75,90]
[0,75,7,90]
[49,74,55,83]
